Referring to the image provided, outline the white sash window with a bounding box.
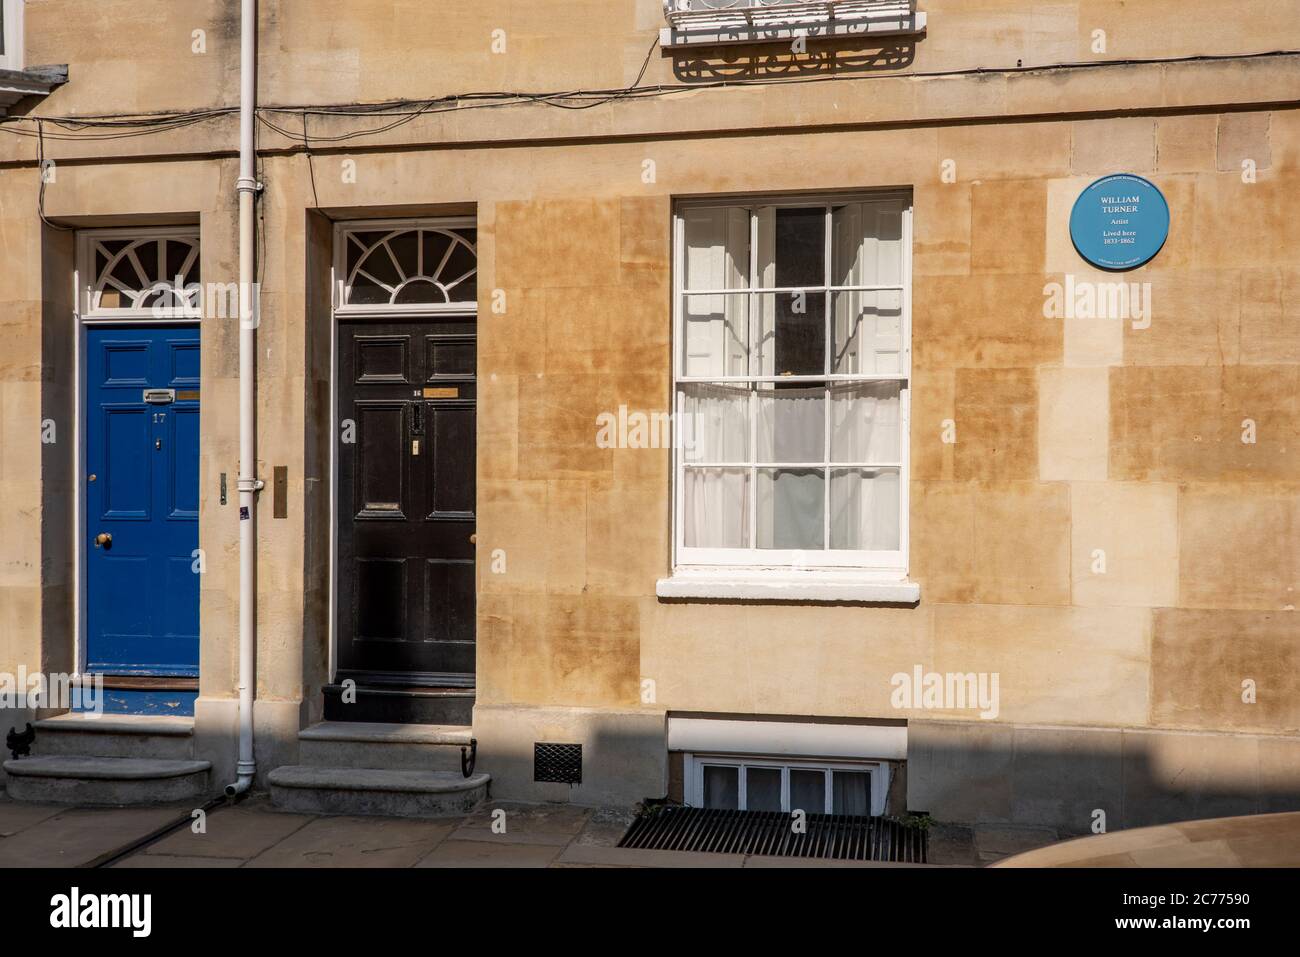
[0,1,21,72]
[671,193,912,579]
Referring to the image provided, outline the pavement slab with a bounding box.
[0,800,64,837]
[243,814,455,868]
[113,853,244,869]
[416,839,563,868]
[447,801,593,846]
[144,804,315,859]
[0,805,186,868]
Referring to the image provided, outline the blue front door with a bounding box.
[85,325,201,676]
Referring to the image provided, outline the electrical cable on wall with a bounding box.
[3,46,1298,151]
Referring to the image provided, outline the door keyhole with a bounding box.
[155,438,162,450]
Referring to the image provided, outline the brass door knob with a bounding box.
[94,532,112,548]
[469,533,477,545]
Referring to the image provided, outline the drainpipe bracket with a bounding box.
[237,478,265,493]
[235,177,263,194]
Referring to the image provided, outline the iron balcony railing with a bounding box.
[661,0,926,48]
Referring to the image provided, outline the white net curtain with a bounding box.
[678,197,906,559]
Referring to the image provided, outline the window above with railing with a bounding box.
[660,0,926,49]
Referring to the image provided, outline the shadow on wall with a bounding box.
[908,720,1300,837]
[669,39,916,83]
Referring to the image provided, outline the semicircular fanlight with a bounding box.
[89,236,201,314]
[344,227,477,307]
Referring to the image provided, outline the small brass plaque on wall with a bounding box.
[423,387,458,399]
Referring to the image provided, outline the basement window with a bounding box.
[660,0,927,50]
[685,754,889,817]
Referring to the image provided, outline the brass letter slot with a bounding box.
[143,388,176,405]
[423,386,458,399]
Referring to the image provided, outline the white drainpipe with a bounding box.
[227,0,260,798]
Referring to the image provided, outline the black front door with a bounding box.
[336,318,476,683]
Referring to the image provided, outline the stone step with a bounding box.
[299,721,473,773]
[268,765,489,818]
[31,713,195,761]
[322,684,474,724]
[3,755,212,805]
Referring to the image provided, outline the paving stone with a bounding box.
[415,839,562,868]
[571,805,636,847]
[244,814,453,868]
[112,853,243,868]
[448,801,591,846]
[145,805,314,859]
[0,806,184,867]
[0,800,63,837]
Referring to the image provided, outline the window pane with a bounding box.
[683,468,750,548]
[757,468,824,549]
[832,290,903,375]
[684,207,749,291]
[832,200,903,286]
[758,206,824,289]
[830,469,900,550]
[790,769,826,815]
[680,383,750,464]
[745,767,782,812]
[832,770,872,816]
[683,293,749,378]
[703,765,739,810]
[830,381,901,463]
[757,384,824,463]
[756,291,825,377]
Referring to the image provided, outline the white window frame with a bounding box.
[683,753,889,817]
[76,226,203,321]
[0,0,23,73]
[668,191,913,583]
[333,217,478,319]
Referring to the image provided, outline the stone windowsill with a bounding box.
[655,573,921,605]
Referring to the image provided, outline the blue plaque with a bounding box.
[1069,174,1170,271]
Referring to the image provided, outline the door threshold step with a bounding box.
[299,721,471,746]
[30,713,195,760]
[322,684,475,725]
[35,713,194,735]
[268,765,489,818]
[323,684,474,698]
[3,756,212,805]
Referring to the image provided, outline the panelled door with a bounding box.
[336,318,477,681]
[84,324,201,675]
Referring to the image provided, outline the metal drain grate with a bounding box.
[533,742,583,784]
[618,806,928,862]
